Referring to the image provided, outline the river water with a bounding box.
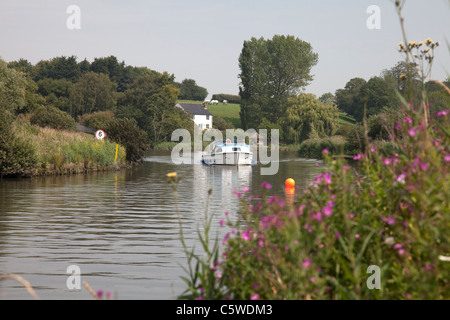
[0,150,326,300]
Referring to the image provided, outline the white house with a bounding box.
[176,103,213,130]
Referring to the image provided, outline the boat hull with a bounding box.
[202,152,253,165]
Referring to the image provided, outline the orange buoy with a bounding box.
[285,178,295,188]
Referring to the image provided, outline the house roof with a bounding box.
[176,103,213,116]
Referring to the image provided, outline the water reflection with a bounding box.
[0,151,325,300]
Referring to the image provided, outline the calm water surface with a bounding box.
[0,151,325,300]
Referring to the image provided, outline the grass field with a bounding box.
[177,100,356,130]
[177,100,242,128]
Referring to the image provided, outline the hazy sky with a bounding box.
[1,0,449,98]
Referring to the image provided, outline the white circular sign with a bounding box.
[95,130,106,140]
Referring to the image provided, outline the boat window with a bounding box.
[216,148,222,153]
[233,147,240,152]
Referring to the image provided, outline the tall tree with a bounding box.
[176,78,208,101]
[335,78,367,119]
[69,71,117,117]
[239,35,318,129]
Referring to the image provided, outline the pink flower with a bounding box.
[242,229,251,241]
[403,116,413,124]
[394,173,406,184]
[355,234,360,239]
[445,154,450,162]
[398,249,405,255]
[222,233,230,245]
[310,277,316,283]
[419,162,428,171]
[393,243,403,250]
[436,110,449,116]
[335,232,341,239]
[370,145,376,153]
[302,259,312,268]
[408,128,416,137]
[260,182,272,190]
[251,294,260,300]
[353,154,364,160]
[382,216,396,225]
[323,201,335,217]
[242,187,251,193]
[383,158,392,165]
[315,211,323,223]
[314,173,332,185]
[322,148,329,154]
[220,219,224,227]
[216,273,222,279]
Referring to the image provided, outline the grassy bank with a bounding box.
[5,117,127,177]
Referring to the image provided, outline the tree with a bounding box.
[32,56,80,82]
[335,78,367,119]
[358,77,398,121]
[30,105,76,131]
[176,79,208,101]
[104,118,149,163]
[117,72,192,145]
[280,94,339,144]
[0,58,38,176]
[90,56,124,84]
[239,35,318,129]
[69,72,117,117]
[319,92,336,105]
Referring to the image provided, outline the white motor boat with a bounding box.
[202,139,253,166]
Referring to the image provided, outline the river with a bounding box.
[0,150,326,300]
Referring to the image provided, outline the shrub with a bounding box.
[78,110,115,130]
[213,116,235,131]
[104,118,149,163]
[297,136,346,159]
[0,135,38,177]
[30,105,76,131]
[212,94,241,104]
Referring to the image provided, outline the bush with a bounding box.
[30,105,76,131]
[104,118,149,163]
[0,135,38,177]
[297,136,346,159]
[78,110,115,130]
[213,116,235,131]
[212,94,241,104]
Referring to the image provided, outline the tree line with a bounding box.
[2,55,212,162]
[238,35,450,147]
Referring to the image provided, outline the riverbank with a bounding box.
[1,117,128,177]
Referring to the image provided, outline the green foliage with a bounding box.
[0,58,29,113]
[0,134,38,177]
[335,76,400,122]
[297,136,346,159]
[257,118,283,142]
[69,71,117,117]
[239,35,318,129]
[213,116,235,131]
[78,110,115,131]
[211,94,241,104]
[335,78,367,121]
[31,56,80,82]
[180,103,450,300]
[104,118,149,163]
[176,79,208,101]
[280,93,340,144]
[30,105,76,131]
